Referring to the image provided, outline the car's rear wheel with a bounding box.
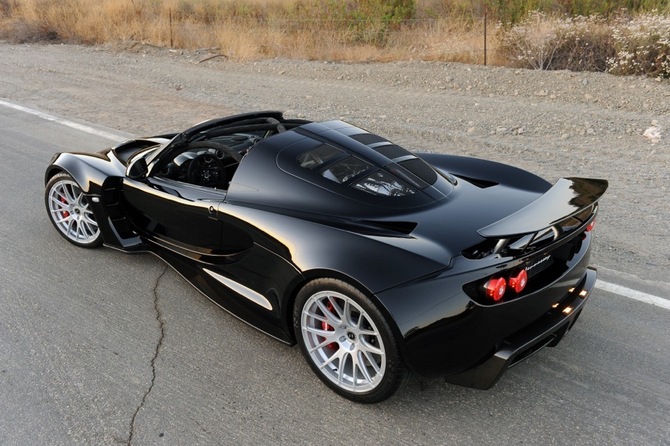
[294,278,406,403]
[45,172,102,248]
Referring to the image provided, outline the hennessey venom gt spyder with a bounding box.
[45,111,607,403]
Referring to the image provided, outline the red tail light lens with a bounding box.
[509,269,528,293]
[484,277,507,302]
[586,220,596,232]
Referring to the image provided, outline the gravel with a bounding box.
[1,42,668,282]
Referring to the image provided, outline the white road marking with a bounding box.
[596,280,670,310]
[3,99,669,311]
[0,98,126,142]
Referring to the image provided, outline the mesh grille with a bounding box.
[374,144,412,160]
[350,133,387,145]
[399,158,438,185]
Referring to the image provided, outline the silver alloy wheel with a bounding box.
[47,178,100,244]
[301,290,386,393]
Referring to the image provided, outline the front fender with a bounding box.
[45,151,132,248]
[45,151,126,194]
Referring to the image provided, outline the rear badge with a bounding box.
[525,255,551,273]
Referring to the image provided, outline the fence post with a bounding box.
[170,9,173,48]
[484,5,487,66]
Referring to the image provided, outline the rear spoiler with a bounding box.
[478,177,608,239]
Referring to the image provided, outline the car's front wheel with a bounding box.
[45,172,102,248]
[294,278,407,403]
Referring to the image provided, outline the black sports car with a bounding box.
[45,111,607,403]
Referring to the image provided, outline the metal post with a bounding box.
[484,5,487,66]
[170,9,173,48]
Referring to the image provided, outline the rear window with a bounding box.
[296,145,424,197]
[321,156,372,184]
[353,171,416,197]
[297,144,343,170]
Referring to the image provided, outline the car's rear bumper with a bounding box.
[444,266,596,389]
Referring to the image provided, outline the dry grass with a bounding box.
[498,12,670,78]
[0,0,667,75]
[0,0,494,63]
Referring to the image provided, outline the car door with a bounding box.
[122,176,224,251]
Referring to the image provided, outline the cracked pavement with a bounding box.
[127,265,168,446]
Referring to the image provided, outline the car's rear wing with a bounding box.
[478,177,608,238]
[465,178,608,259]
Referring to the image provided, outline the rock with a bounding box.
[643,124,661,144]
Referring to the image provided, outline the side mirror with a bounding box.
[127,157,149,179]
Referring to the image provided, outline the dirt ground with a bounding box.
[1,42,668,281]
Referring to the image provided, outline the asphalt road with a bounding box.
[1,104,669,446]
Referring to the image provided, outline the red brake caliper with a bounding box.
[59,195,70,218]
[321,301,339,351]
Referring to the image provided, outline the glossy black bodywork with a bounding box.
[45,111,607,389]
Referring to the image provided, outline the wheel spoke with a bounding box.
[74,190,84,205]
[363,350,381,374]
[326,294,344,319]
[81,222,94,237]
[358,327,377,336]
[76,222,84,241]
[356,351,374,384]
[50,204,67,215]
[318,348,341,370]
[337,352,351,385]
[360,338,384,356]
[306,311,329,324]
[50,195,67,208]
[308,336,337,354]
[53,190,68,203]
[82,214,98,227]
[315,299,340,325]
[66,218,75,236]
[53,214,72,225]
[342,298,353,326]
[63,184,76,203]
[352,353,362,387]
[303,325,334,338]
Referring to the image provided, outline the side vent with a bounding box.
[362,220,418,235]
[453,174,498,189]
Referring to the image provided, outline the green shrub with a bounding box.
[307,0,416,45]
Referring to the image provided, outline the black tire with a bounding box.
[293,278,407,403]
[45,172,102,248]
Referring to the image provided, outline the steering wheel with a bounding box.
[187,141,243,162]
[187,153,226,187]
